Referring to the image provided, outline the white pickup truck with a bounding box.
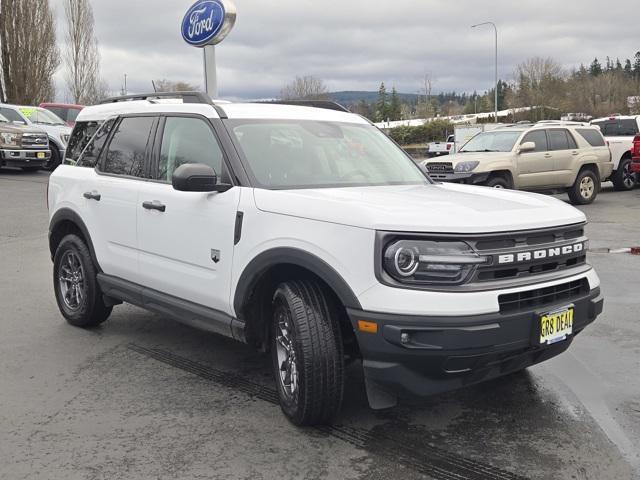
[427,134,454,157]
[590,115,639,190]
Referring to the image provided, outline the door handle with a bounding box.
[544,154,552,158]
[571,151,579,156]
[83,191,101,201]
[142,200,166,212]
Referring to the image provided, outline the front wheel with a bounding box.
[53,234,112,328]
[568,169,599,205]
[270,280,344,426]
[45,144,61,171]
[612,157,637,191]
[485,176,510,189]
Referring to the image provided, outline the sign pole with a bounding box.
[203,45,218,98]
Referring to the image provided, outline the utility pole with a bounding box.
[471,22,498,123]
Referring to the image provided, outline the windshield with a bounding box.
[19,107,66,126]
[460,131,522,152]
[0,113,8,123]
[226,120,429,189]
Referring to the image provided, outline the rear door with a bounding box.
[547,128,577,186]
[91,115,157,283]
[516,129,554,188]
[136,115,240,318]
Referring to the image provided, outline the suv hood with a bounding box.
[253,183,585,233]
[0,121,45,135]
[428,151,514,166]
[32,123,71,138]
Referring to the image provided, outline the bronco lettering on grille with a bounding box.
[497,242,585,264]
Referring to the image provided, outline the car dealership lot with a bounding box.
[1,169,638,480]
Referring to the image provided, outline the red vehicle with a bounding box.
[39,103,84,127]
[632,134,640,173]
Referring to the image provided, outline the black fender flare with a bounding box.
[48,208,99,269]
[233,247,362,317]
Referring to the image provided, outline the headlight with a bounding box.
[454,161,480,173]
[383,239,488,285]
[0,132,19,147]
[60,133,70,145]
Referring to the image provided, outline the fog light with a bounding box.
[400,332,410,344]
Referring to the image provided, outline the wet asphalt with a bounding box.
[0,169,638,480]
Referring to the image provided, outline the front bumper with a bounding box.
[631,157,640,174]
[426,171,491,184]
[0,148,50,168]
[348,286,603,408]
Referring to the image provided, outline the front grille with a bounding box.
[426,162,454,174]
[21,133,49,149]
[498,279,589,313]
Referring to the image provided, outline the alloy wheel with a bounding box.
[58,251,85,311]
[274,307,298,401]
[580,176,595,199]
[622,162,636,189]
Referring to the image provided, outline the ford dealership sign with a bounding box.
[181,0,236,47]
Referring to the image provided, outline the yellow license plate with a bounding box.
[540,306,574,345]
[37,152,45,159]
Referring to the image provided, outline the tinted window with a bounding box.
[576,128,606,147]
[158,117,224,181]
[102,116,154,177]
[66,121,101,164]
[521,130,548,152]
[67,109,80,122]
[548,129,570,150]
[592,119,639,136]
[76,119,116,168]
[566,131,578,149]
[47,107,66,120]
[0,107,24,123]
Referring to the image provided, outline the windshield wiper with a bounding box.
[462,149,500,153]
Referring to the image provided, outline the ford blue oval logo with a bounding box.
[181,0,228,47]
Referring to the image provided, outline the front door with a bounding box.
[516,129,554,188]
[136,115,240,317]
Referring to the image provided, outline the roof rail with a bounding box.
[100,91,214,105]
[256,100,350,113]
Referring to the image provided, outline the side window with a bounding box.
[576,128,606,147]
[548,129,570,151]
[0,107,24,123]
[76,119,115,168]
[101,116,154,177]
[158,117,224,182]
[65,121,100,164]
[566,131,578,149]
[521,130,548,152]
[618,119,639,136]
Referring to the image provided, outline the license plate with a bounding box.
[539,306,574,345]
[37,152,45,159]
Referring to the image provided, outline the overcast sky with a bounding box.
[50,0,639,101]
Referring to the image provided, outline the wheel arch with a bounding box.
[487,169,514,187]
[49,208,99,270]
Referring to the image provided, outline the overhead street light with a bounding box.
[471,21,498,123]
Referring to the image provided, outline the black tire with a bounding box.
[612,157,637,191]
[45,144,61,171]
[21,166,40,172]
[270,279,344,426]
[53,234,112,328]
[568,168,599,205]
[485,176,510,189]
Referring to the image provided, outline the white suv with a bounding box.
[590,115,639,190]
[48,92,603,425]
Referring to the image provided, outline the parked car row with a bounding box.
[422,117,639,205]
[0,103,82,172]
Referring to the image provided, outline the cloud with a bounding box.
[51,0,639,101]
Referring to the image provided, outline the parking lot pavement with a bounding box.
[1,169,638,480]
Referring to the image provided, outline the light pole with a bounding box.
[471,21,498,123]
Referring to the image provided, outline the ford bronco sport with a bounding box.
[48,92,604,425]
[423,122,613,205]
[0,112,50,171]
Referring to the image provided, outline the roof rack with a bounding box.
[256,100,350,113]
[100,91,213,105]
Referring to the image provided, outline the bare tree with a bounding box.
[416,74,433,118]
[63,0,101,105]
[0,0,59,104]
[154,79,199,92]
[280,76,329,100]
[512,57,566,120]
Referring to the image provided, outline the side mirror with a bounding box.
[172,163,222,192]
[518,141,536,153]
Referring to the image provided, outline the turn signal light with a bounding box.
[357,320,378,334]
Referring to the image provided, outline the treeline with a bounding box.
[347,52,640,122]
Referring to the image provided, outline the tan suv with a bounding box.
[423,122,614,204]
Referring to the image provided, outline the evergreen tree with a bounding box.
[615,58,622,71]
[389,86,401,121]
[624,59,633,77]
[605,56,612,71]
[590,58,602,76]
[375,82,388,122]
[633,51,640,79]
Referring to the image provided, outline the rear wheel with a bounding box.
[568,168,599,205]
[270,279,344,426]
[53,234,112,328]
[612,157,637,191]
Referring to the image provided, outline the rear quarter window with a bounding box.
[576,128,606,147]
[65,121,102,165]
[77,119,116,168]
